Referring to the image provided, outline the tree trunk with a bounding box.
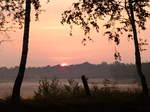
[81,75,91,96]
[11,0,31,102]
[128,0,148,95]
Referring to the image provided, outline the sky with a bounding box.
[0,0,150,67]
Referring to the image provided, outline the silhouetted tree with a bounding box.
[0,1,25,101]
[0,0,42,102]
[61,0,150,95]
[11,0,42,103]
[11,0,32,103]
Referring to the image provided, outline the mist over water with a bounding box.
[0,79,141,98]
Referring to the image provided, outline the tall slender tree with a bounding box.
[11,0,41,102]
[0,0,41,102]
[1,0,49,102]
[128,0,148,95]
[11,0,31,102]
[61,0,150,95]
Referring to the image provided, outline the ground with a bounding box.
[0,95,150,112]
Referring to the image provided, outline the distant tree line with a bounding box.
[0,62,150,84]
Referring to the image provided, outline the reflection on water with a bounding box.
[0,79,141,98]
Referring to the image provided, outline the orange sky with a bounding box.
[0,0,150,67]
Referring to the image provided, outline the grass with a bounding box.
[0,79,150,112]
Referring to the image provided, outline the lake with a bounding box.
[0,79,141,99]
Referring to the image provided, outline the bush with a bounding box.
[63,79,83,96]
[34,78,142,100]
[34,78,84,99]
[34,78,62,98]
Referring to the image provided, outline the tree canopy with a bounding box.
[0,0,41,31]
[61,0,150,47]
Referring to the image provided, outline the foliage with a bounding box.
[34,78,62,98]
[34,78,143,99]
[63,79,83,96]
[61,0,150,58]
[0,0,42,31]
[34,78,84,99]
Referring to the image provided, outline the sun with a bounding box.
[60,63,68,67]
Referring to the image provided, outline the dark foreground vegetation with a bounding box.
[0,79,150,112]
[0,95,150,112]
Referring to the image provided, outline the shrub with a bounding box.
[63,79,83,96]
[34,78,62,98]
[34,78,142,100]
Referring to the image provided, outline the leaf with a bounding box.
[104,31,112,35]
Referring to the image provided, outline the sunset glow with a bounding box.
[60,63,68,67]
[0,0,150,67]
